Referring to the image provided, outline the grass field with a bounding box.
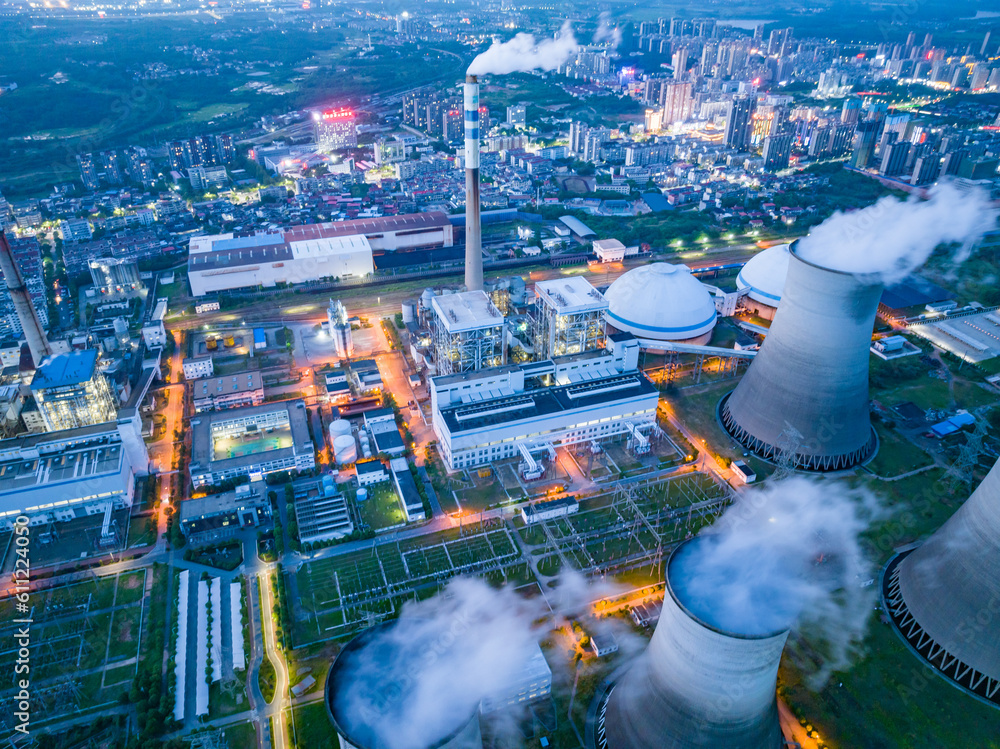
[866,423,934,478]
[291,700,340,749]
[356,483,406,531]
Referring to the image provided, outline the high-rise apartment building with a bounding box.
[762,132,794,171]
[100,150,123,185]
[724,95,756,151]
[315,108,359,149]
[77,153,100,191]
[661,81,694,126]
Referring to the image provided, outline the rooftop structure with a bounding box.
[883,457,1000,707]
[292,474,353,543]
[531,277,608,361]
[30,350,117,432]
[559,215,597,239]
[192,371,265,413]
[720,242,882,471]
[180,480,270,540]
[89,257,142,296]
[598,541,788,749]
[604,264,717,347]
[0,419,149,528]
[189,400,315,488]
[431,291,505,376]
[431,335,657,472]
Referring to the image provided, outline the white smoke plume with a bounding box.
[593,12,622,47]
[467,21,579,76]
[795,181,997,284]
[671,477,881,685]
[334,571,622,749]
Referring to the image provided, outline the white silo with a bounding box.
[329,419,352,441]
[603,263,717,348]
[598,541,789,748]
[328,298,354,359]
[333,434,358,465]
[720,240,882,471]
[883,457,1000,706]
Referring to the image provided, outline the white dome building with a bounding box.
[604,263,717,347]
[736,244,791,321]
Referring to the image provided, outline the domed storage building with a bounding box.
[604,263,717,348]
[735,244,791,321]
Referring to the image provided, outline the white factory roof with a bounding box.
[288,234,372,260]
[604,263,717,342]
[431,290,504,333]
[535,276,607,314]
[558,215,596,238]
[736,244,790,307]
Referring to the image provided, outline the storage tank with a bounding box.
[357,487,368,502]
[329,419,352,442]
[326,621,483,749]
[402,299,417,324]
[720,240,882,471]
[333,434,358,465]
[883,456,1000,707]
[321,474,336,496]
[597,540,789,748]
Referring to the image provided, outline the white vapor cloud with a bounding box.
[593,12,622,47]
[672,477,881,685]
[467,22,579,76]
[795,181,997,284]
[335,572,621,749]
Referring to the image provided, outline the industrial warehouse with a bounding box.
[186,211,454,296]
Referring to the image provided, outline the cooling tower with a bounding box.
[883,457,1000,707]
[464,74,484,292]
[326,622,484,749]
[0,229,51,367]
[720,241,882,471]
[597,542,789,749]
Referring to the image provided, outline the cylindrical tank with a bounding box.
[362,447,372,459]
[326,621,483,749]
[329,419,352,442]
[356,487,368,502]
[720,241,883,471]
[420,288,436,309]
[321,474,336,496]
[402,300,417,324]
[333,434,358,465]
[599,542,789,749]
[883,456,1000,706]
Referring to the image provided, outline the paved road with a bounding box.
[259,569,290,749]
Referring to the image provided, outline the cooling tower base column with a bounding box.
[718,393,879,472]
[882,550,1000,709]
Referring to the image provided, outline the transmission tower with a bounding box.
[948,415,990,488]
[770,425,804,480]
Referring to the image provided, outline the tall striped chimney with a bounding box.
[0,230,51,367]
[464,74,484,292]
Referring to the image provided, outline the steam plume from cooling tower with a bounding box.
[594,12,622,47]
[467,22,579,76]
[335,572,623,749]
[795,182,997,284]
[673,477,880,683]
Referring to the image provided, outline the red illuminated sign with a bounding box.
[323,108,355,120]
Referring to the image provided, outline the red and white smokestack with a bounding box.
[464,74,484,292]
[0,230,51,368]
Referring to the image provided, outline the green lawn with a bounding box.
[356,483,406,531]
[866,424,933,478]
[291,700,340,749]
[873,376,953,411]
[258,655,277,704]
[223,722,258,749]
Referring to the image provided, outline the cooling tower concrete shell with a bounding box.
[599,544,788,749]
[720,242,882,471]
[333,434,358,465]
[326,622,484,749]
[883,457,1000,707]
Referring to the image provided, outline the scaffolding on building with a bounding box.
[431,293,506,375]
[530,280,607,360]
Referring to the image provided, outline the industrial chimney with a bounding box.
[464,74,484,292]
[597,541,789,749]
[883,457,1000,706]
[720,240,882,471]
[0,229,52,367]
